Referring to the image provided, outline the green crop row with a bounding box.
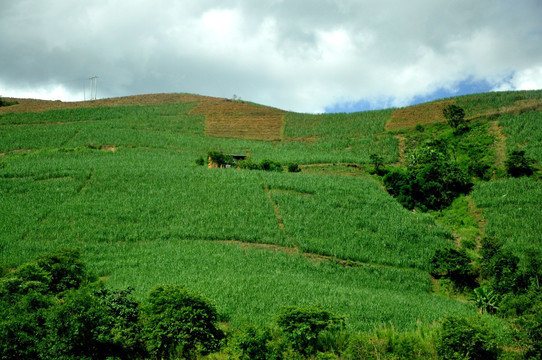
[473,177,542,261]
[499,110,542,163]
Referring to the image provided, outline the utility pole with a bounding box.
[88,76,98,100]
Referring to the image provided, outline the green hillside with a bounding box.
[1,91,541,358]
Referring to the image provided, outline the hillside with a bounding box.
[1,90,542,358]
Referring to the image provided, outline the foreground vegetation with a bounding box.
[1,90,542,358]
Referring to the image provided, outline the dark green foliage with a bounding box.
[436,316,500,360]
[415,123,424,132]
[0,96,18,107]
[505,149,535,177]
[195,156,206,166]
[443,104,466,130]
[207,150,233,167]
[0,291,52,359]
[384,146,472,211]
[43,287,144,359]
[430,248,477,289]
[487,249,521,296]
[236,157,261,170]
[228,324,280,360]
[35,248,93,293]
[471,286,498,314]
[287,162,301,173]
[143,284,224,359]
[276,305,345,356]
[260,158,283,172]
[369,153,385,175]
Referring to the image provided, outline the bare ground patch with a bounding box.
[488,120,506,170]
[190,99,286,141]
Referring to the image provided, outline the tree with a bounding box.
[276,305,345,356]
[143,284,224,359]
[35,247,94,293]
[437,316,500,360]
[443,104,466,130]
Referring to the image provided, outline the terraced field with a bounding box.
[1,90,541,335]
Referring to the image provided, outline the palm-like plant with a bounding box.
[472,286,499,314]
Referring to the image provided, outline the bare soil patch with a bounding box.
[386,100,455,131]
[190,99,286,141]
[488,121,506,170]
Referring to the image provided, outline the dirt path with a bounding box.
[488,120,507,171]
[218,240,424,273]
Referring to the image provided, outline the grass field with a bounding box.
[473,177,542,261]
[2,91,541,334]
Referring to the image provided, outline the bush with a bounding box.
[260,159,282,172]
[207,151,233,168]
[195,156,206,166]
[287,162,301,173]
[430,248,477,289]
[228,324,279,360]
[383,150,472,211]
[237,158,262,170]
[505,149,535,177]
[443,104,466,130]
[43,287,145,359]
[276,305,345,356]
[437,316,500,360]
[35,248,93,294]
[143,284,224,359]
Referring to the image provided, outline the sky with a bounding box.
[1,0,542,113]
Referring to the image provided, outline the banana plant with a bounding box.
[472,286,499,314]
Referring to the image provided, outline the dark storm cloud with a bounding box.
[1,0,541,112]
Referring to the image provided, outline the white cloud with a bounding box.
[494,67,542,92]
[1,0,541,112]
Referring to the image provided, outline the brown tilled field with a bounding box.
[386,96,542,131]
[190,98,285,141]
[386,99,455,131]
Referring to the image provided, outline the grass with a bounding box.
[4,91,541,334]
[472,177,542,262]
[498,110,542,163]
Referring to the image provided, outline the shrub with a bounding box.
[207,151,233,168]
[369,153,385,175]
[260,159,282,172]
[443,104,466,130]
[35,248,93,294]
[143,284,224,359]
[436,316,500,360]
[228,324,278,360]
[43,287,145,359]
[276,305,345,356]
[505,149,535,177]
[237,158,262,170]
[195,156,206,166]
[430,248,477,289]
[383,151,472,211]
[287,162,301,173]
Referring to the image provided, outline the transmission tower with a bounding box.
[88,76,98,100]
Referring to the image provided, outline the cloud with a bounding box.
[1,0,541,112]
